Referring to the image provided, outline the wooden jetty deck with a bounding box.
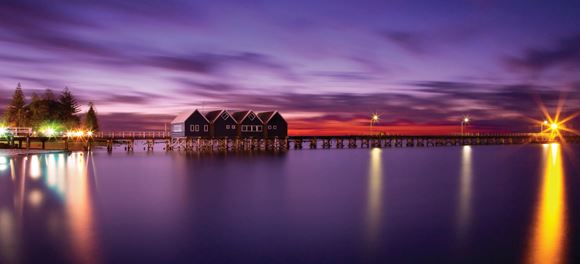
[1,131,579,152]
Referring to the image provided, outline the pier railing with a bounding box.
[1,131,578,152]
[94,131,171,139]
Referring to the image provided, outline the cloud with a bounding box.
[506,33,580,72]
[309,71,375,81]
[4,32,120,58]
[0,1,116,58]
[171,79,241,98]
[409,81,566,113]
[195,84,580,133]
[144,55,214,74]
[0,76,65,90]
[4,78,576,133]
[0,1,97,31]
[97,112,174,131]
[381,31,430,54]
[144,52,296,79]
[380,27,482,56]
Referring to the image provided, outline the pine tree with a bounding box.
[44,89,55,101]
[23,89,59,127]
[4,83,27,126]
[58,87,80,128]
[27,92,46,128]
[84,102,99,131]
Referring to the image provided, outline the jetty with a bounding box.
[0,132,578,152]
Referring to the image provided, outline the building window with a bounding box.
[257,126,262,132]
[242,125,247,132]
[268,125,272,130]
[232,125,236,129]
[190,125,195,132]
[248,113,255,121]
[273,125,277,130]
[173,124,183,132]
[226,125,230,129]
[221,113,229,120]
[204,125,208,132]
[195,125,200,132]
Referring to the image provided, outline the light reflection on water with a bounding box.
[366,148,383,248]
[0,209,18,264]
[0,152,99,264]
[66,153,100,264]
[456,145,473,240]
[0,145,577,263]
[526,144,567,264]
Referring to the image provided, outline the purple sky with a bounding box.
[1,0,579,133]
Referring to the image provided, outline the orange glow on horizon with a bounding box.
[287,118,491,136]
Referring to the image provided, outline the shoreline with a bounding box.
[0,149,70,157]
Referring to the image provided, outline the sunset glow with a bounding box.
[0,1,578,134]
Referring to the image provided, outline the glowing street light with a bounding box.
[370,113,380,135]
[461,116,470,136]
[540,120,548,133]
[0,127,8,136]
[66,130,91,138]
[43,128,56,137]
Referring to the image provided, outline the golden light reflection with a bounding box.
[366,148,383,246]
[46,154,57,187]
[0,210,18,264]
[526,143,567,264]
[0,156,8,171]
[10,159,15,182]
[65,152,100,264]
[29,155,41,179]
[28,189,44,208]
[457,146,472,239]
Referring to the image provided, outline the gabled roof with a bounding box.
[205,110,224,123]
[230,110,250,124]
[230,110,262,124]
[257,111,277,124]
[171,109,209,124]
[171,109,196,123]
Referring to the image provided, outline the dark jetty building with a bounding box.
[171,109,287,139]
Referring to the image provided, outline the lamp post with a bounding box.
[461,117,470,136]
[540,120,548,133]
[370,114,379,135]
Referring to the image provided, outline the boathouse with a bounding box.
[171,108,288,139]
[170,109,210,138]
[257,111,288,139]
[205,110,238,138]
[231,110,264,138]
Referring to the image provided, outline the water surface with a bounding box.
[1,144,579,263]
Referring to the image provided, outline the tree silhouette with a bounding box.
[4,83,27,126]
[58,87,80,128]
[3,83,84,130]
[84,102,99,131]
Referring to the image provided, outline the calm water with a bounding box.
[1,144,580,263]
